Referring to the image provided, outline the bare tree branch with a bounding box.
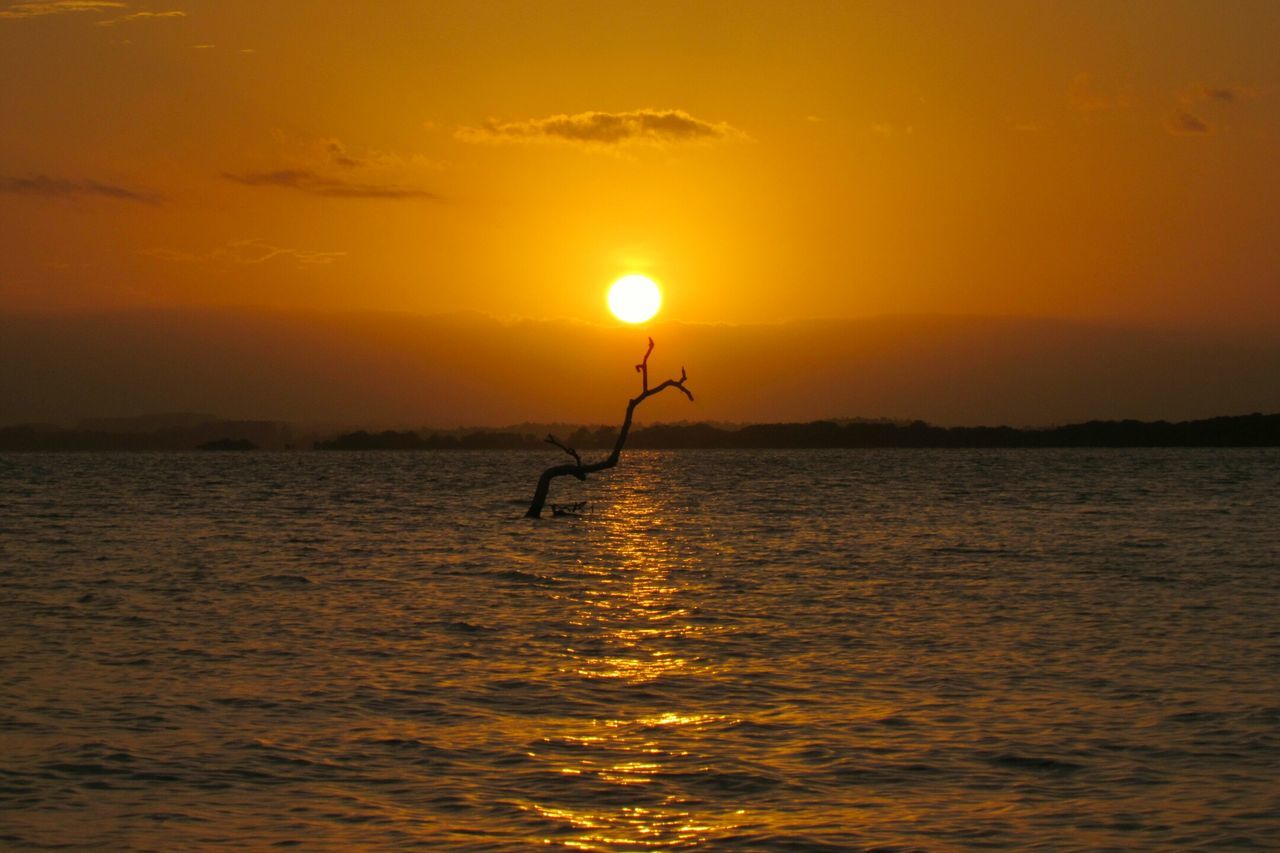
[635,336,655,391]
[525,338,693,518]
[550,500,587,517]
[544,433,581,465]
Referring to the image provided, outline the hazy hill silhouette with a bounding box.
[76,413,218,433]
[1,308,1278,428]
[0,418,294,451]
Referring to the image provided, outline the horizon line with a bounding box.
[3,303,1276,335]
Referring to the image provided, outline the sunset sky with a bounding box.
[2,1,1278,426]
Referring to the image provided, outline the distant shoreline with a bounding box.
[1,413,1277,451]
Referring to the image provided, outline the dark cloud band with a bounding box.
[0,174,164,204]
[221,169,438,200]
[1166,111,1210,135]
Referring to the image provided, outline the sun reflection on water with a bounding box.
[527,482,745,848]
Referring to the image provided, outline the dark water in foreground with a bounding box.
[1,450,1278,850]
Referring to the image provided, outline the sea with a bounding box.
[1,449,1277,850]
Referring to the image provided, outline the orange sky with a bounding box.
[2,2,1280,427]
[2,0,1278,330]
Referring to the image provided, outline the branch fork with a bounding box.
[544,433,582,468]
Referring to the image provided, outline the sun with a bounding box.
[607,274,662,323]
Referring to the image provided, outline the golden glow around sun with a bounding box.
[607,275,662,323]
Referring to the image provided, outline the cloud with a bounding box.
[224,136,443,201]
[96,9,182,26]
[457,108,742,147]
[1177,83,1261,108]
[1,2,184,27]
[0,173,163,204]
[1164,82,1261,135]
[323,139,362,168]
[221,168,438,200]
[1186,84,1260,105]
[143,239,345,267]
[0,0,123,19]
[1165,111,1211,135]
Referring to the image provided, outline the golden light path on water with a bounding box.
[524,485,745,848]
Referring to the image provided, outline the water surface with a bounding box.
[1,450,1277,849]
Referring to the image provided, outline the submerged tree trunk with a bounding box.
[525,338,693,519]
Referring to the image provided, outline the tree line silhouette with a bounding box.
[3,413,1276,452]
[314,413,1279,450]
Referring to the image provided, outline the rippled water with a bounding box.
[1,449,1278,849]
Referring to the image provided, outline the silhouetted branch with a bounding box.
[525,338,693,518]
[551,501,588,517]
[635,336,655,391]
[544,433,581,465]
